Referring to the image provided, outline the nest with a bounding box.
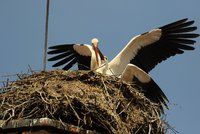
[0,70,167,133]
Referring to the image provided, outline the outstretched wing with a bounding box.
[121,64,168,113]
[48,44,92,70]
[131,18,199,73]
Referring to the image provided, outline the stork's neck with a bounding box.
[90,48,101,70]
[92,45,100,66]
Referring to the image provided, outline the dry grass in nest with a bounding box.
[0,70,168,133]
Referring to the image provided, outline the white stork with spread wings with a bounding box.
[48,18,199,112]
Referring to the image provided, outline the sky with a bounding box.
[0,0,199,133]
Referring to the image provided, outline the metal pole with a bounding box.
[42,0,50,71]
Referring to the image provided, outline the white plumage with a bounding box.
[96,29,162,75]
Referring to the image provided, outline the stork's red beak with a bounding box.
[93,45,99,66]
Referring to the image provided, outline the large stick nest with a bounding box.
[0,70,167,133]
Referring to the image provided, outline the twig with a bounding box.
[101,77,111,103]
[28,65,35,74]
[135,125,143,134]
[0,97,6,107]
[59,118,67,127]
[64,95,81,126]
[118,99,133,115]
[165,122,179,134]
[37,91,51,104]
[148,124,152,134]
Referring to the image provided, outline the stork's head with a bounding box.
[91,38,100,66]
[91,38,99,47]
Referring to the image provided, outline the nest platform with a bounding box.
[0,70,167,133]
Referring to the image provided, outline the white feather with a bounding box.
[73,44,102,70]
[73,44,92,56]
[121,64,151,83]
[96,29,162,76]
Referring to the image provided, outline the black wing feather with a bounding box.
[52,54,76,67]
[167,33,199,38]
[48,52,73,61]
[63,58,78,70]
[170,38,196,44]
[133,77,169,114]
[160,18,188,30]
[48,44,91,70]
[168,26,197,33]
[131,18,199,73]
[48,44,75,49]
[47,49,70,54]
[78,56,91,70]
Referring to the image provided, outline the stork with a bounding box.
[48,38,106,70]
[95,18,199,110]
[48,18,199,112]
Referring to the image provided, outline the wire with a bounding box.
[42,0,50,71]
